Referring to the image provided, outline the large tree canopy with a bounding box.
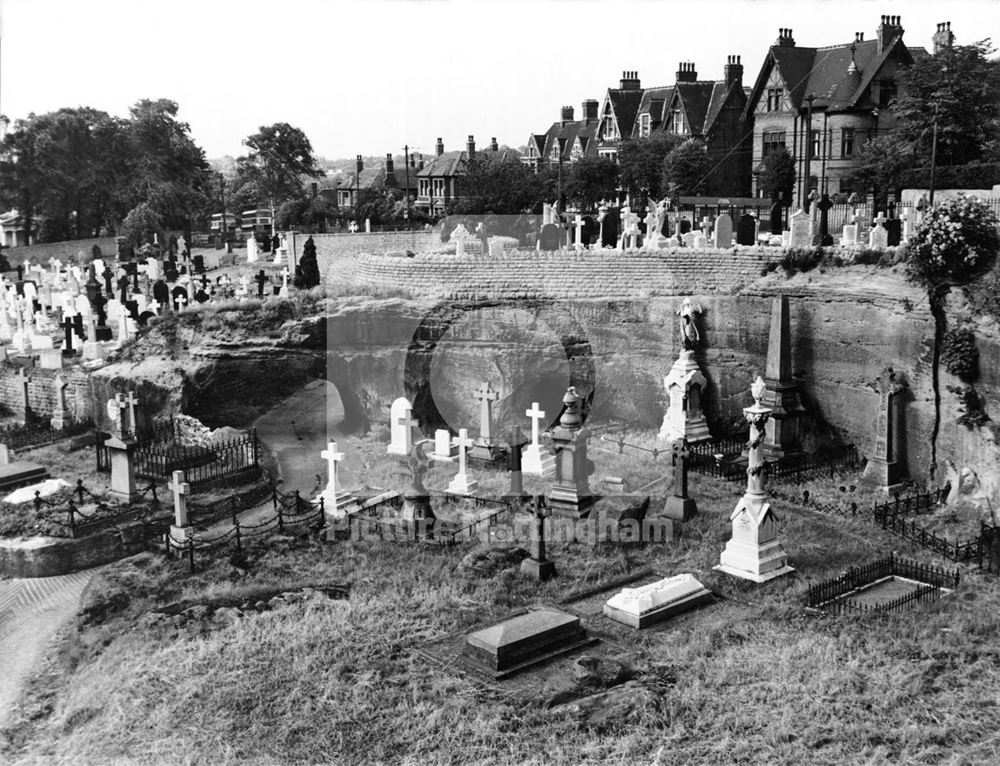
[233,123,322,211]
[661,139,713,198]
[564,157,619,211]
[449,154,543,215]
[0,99,209,241]
[617,133,681,205]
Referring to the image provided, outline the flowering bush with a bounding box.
[905,195,1000,287]
[941,328,979,381]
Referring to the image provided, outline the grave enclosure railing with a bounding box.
[0,419,94,452]
[29,478,165,539]
[806,552,960,614]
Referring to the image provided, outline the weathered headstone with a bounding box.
[769,201,783,235]
[860,366,908,492]
[869,212,889,249]
[661,438,697,521]
[789,209,811,249]
[469,382,499,462]
[659,298,711,443]
[431,428,457,462]
[387,397,418,456]
[539,224,561,252]
[546,387,594,518]
[736,214,756,246]
[600,210,620,248]
[761,295,805,460]
[520,496,555,581]
[713,214,733,248]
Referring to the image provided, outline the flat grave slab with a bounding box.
[0,462,50,492]
[603,573,714,629]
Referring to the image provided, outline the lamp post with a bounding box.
[355,154,363,227]
[557,137,567,215]
[403,145,412,232]
[804,93,815,212]
[820,111,829,195]
[219,173,227,235]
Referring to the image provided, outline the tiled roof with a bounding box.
[542,120,599,160]
[632,86,674,135]
[675,81,716,134]
[606,88,644,138]
[703,82,733,132]
[417,150,467,178]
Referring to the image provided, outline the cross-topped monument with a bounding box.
[447,428,478,495]
[661,437,697,521]
[520,495,556,581]
[861,366,908,491]
[469,381,500,462]
[522,402,555,476]
[169,470,191,528]
[319,441,361,520]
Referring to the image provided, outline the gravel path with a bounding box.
[0,569,96,730]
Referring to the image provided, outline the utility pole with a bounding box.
[929,101,940,205]
[355,154,363,226]
[804,94,815,212]
[403,145,412,232]
[219,173,227,234]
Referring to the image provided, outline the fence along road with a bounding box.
[0,568,97,730]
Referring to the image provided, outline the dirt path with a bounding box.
[253,379,348,497]
[0,569,96,730]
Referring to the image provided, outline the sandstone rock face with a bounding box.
[94,267,1000,497]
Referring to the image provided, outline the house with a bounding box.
[338,153,422,211]
[630,58,753,197]
[742,16,942,206]
[522,102,601,171]
[596,71,646,162]
[414,136,518,215]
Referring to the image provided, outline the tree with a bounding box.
[448,154,542,215]
[849,134,914,203]
[617,133,680,205]
[119,202,165,250]
[234,123,322,212]
[564,157,619,211]
[757,148,796,202]
[661,139,713,197]
[906,195,1000,290]
[893,41,1000,167]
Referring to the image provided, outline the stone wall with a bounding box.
[287,231,439,281]
[354,247,770,299]
[6,236,117,267]
[0,525,148,578]
[0,363,93,424]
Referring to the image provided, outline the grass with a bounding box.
[3,428,1000,765]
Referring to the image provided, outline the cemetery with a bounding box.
[0,189,998,765]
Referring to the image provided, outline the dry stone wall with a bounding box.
[354,247,771,299]
[287,231,439,283]
[0,363,93,424]
[7,237,117,267]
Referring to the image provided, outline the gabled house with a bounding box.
[596,71,646,162]
[415,136,518,214]
[523,102,601,171]
[632,58,752,196]
[742,15,940,206]
[338,153,422,210]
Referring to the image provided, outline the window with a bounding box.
[766,88,784,112]
[762,130,786,158]
[841,127,855,157]
[570,139,584,161]
[432,179,445,198]
[639,113,651,137]
[879,80,897,108]
[671,110,685,134]
[810,129,820,159]
[602,119,618,141]
[419,179,430,197]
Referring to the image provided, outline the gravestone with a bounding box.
[505,426,528,499]
[387,397,418,456]
[431,429,457,462]
[399,446,434,539]
[661,438,697,521]
[318,441,360,520]
[522,402,555,477]
[446,429,478,495]
[659,298,711,443]
[713,213,733,248]
[469,382,500,462]
[815,193,834,246]
[760,295,805,460]
[539,224,561,252]
[600,210,620,248]
[860,366,907,492]
[192,254,205,274]
[885,217,902,247]
[770,201,783,235]
[842,223,858,246]
[520,496,555,581]
[692,232,707,249]
[788,209,811,249]
[714,377,794,583]
[736,214,756,246]
[168,470,192,548]
[869,212,889,249]
[681,231,696,248]
[603,574,712,629]
[105,394,139,503]
[462,608,590,677]
[546,387,595,518]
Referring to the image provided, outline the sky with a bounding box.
[0,0,994,161]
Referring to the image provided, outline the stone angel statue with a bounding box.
[676,297,704,351]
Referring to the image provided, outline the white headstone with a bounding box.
[432,429,457,461]
[788,209,811,249]
[169,470,191,528]
[246,236,258,263]
[446,428,478,495]
[387,397,417,456]
[521,402,555,477]
[869,212,889,249]
[692,232,708,249]
[842,224,858,246]
[712,213,733,249]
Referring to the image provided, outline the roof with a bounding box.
[416,146,523,178]
[605,88,644,138]
[632,86,675,136]
[745,33,925,118]
[674,81,716,133]
[541,119,599,160]
[338,164,419,192]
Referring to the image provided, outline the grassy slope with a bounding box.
[3,445,1000,766]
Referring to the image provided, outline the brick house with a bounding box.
[338,153,422,211]
[743,15,944,206]
[596,72,646,163]
[522,102,601,171]
[414,137,518,215]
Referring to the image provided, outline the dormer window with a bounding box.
[878,80,897,108]
[639,113,651,137]
[671,110,685,134]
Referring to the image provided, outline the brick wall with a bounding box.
[0,364,93,423]
[6,237,118,268]
[288,231,439,281]
[354,247,771,299]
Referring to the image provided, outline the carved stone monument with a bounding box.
[659,298,711,444]
[860,366,908,492]
[545,387,594,518]
[521,402,555,477]
[761,295,805,460]
[714,377,795,583]
[661,438,697,521]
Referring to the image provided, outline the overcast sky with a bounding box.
[0,0,993,160]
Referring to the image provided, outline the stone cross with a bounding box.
[451,428,473,473]
[117,304,130,342]
[255,269,269,297]
[817,193,833,245]
[125,391,140,439]
[526,402,546,448]
[873,367,905,461]
[111,392,128,438]
[475,382,498,442]
[61,315,75,356]
[320,441,345,493]
[873,211,887,229]
[672,437,690,499]
[169,470,191,527]
[281,267,290,292]
[574,214,585,250]
[447,428,478,495]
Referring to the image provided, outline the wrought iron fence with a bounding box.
[0,419,93,452]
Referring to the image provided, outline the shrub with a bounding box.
[905,195,1000,289]
[948,385,990,430]
[941,328,979,381]
[779,247,825,275]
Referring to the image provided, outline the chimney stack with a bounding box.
[619,70,641,90]
[561,105,575,122]
[385,153,394,174]
[582,99,599,121]
[877,14,903,53]
[676,61,698,83]
[490,137,499,152]
[724,55,743,89]
[932,21,954,55]
[467,135,475,158]
[436,137,444,156]
[776,28,795,47]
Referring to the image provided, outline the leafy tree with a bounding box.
[893,41,1000,167]
[848,134,913,202]
[234,123,322,211]
[564,157,619,211]
[757,148,796,202]
[617,133,680,205]
[448,154,542,215]
[119,202,165,249]
[661,139,713,197]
